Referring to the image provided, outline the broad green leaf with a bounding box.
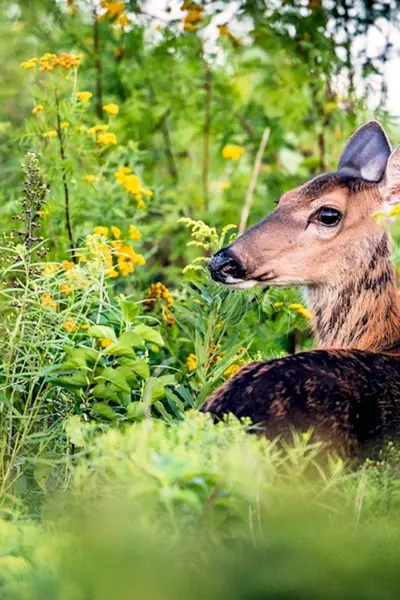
[134,324,164,347]
[120,330,146,348]
[65,415,86,447]
[87,325,117,342]
[96,367,131,392]
[92,402,115,421]
[92,383,120,402]
[126,402,145,420]
[119,298,139,322]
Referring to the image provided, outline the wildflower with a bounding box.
[93,226,109,236]
[103,103,119,116]
[70,4,78,16]
[100,338,114,348]
[107,268,119,278]
[222,145,244,160]
[102,1,125,19]
[32,104,44,115]
[21,58,37,69]
[111,226,121,239]
[183,22,197,32]
[41,293,57,311]
[115,13,129,27]
[273,302,284,308]
[129,225,141,240]
[62,317,77,333]
[155,24,162,31]
[216,181,231,190]
[60,283,73,295]
[97,132,117,146]
[84,175,98,183]
[62,260,75,271]
[39,52,81,72]
[118,259,134,276]
[288,303,312,319]
[218,24,230,36]
[144,282,174,312]
[88,124,109,135]
[76,91,92,102]
[224,363,241,378]
[60,121,70,129]
[187,353,197,371]
[43,130,58,138]
[42,263,59,277]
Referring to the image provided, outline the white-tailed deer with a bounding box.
[202,121,400,456]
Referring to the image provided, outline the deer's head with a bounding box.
[209,121,400,290]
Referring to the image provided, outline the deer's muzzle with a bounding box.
[208,247,246,284]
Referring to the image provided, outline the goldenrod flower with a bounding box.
[21,58,37,69]
[93,226,109,236]
[102,1,125,19]
[107,268,119,278]
[32,104,44,115]
[63,317,77,333]
[222,145,244,160]
[97,132,117,145]
[39,52,81,72]
[129,225,141,240]
[216,181,231,190]
[187,353,197,371]
[111,226,121,239]
[100,338,114,348]
[288,303,312,319]
[40,293,57,311]
[155,24,162,31]
[60,283,73,295]
[88,124,109,135]
[43,130,58,138]
[183,22,197,32]
[273,302,284,308]
[115,13,129,27]
[60,121,70,129]
[103,103,119,116]
[84,175,98,183]
[224,363,241,377]
[42,263,59,277]
[62,260,75,271]
[76,91,92,102]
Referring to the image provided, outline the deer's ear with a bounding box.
[382,145,400,205]
[338,121,391,183]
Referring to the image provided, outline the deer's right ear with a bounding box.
[382,144,400,205]
[338,121,391,183]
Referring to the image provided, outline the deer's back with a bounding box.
[201,349,400,455]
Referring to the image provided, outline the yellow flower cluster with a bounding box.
[114,167,153,209]
[223,347,247,378]
[62,316,77,333]
[84,175,99,183]
[144,282,175,326]
[97,132,117,146]
[103,103,119,115]
[187,353,197,371]
[40,293,57,311]
[181,1,203,32]
[87,225,145,278]
[32,104,44,115]
[21,57,38,69]
[38,52,81,72]
[100,338,114,348]
[288,303,312,319]
[43,130,58,138]
[222,145,244,160]
[101,1,129,27]
[76,91,92,102]
[88,124,109,135]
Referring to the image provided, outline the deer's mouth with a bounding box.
[221,271,275,289]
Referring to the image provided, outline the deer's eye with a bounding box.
[316,207,342,227]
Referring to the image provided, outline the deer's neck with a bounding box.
[306,235,400,352]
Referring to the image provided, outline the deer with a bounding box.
[201,121,400,457]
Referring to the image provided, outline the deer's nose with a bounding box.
[208,248,246,283]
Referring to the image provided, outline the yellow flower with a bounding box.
[40,293,57,311]
[216,181,231,190]
[97,132,117,145]
[60,283,73,295]
[93,226,109,236]
[111,226,121,239]
[62,317,77,333]
[273,302,284,308]
[103,103,119,116]
[84,175,98,183]
[222,145,244,160]
[21,58,37,69]
[183,22,197,32]
[76,91,92,102]
[107,268,119,278]
[102,1,125,18]
[224,363,241,378]
[129,225,141,240]
[42,263,59,277]
[100,338,114,348]
[32,104,44,115]
[155,24,162,31]
[115,13,129,27]
[43,130,57,138]
[62,260,75,271]
[39,52,81,71]
[60,121,70,129]
[70,5,78,16]
[288,303,312,319]
[187,353,197,371]
[218,24,230,36]
[88,124,109,135]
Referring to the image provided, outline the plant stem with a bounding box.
[203,56,212,202]
[93,3,103,120]
[54,88,75,259]
[239,128,270,235]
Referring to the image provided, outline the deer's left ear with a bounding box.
[382,144,400,205]
[338,121,392,183]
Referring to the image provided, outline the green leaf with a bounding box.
[134,324,164,347]
[126,402,145,420]
[92,383,120,402]
[61,347,99,369]
[142,374,175,402]
[65,415,86,447]
[119,298,139,322]
[120,330,146,348]
[92,402,115,421]
[130,359,150,380]
[87,325,117,342]
[50,371,89,390]
[96,367,131,392]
